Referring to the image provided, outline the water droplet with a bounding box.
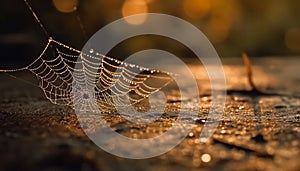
[188,132,194,137]
[89,49,94,54]
[201,154,211,163]
[199,137,207,143]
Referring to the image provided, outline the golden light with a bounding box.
[122,0,149,25]
[204,1,239,43]
[52,0,78,13]
[285,28,300,52]
[183,0,211,19]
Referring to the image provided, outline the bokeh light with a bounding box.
[7,0,300,57]
[183,0,211,19]
[122,0,149,25]
[52,0,78,13]
[205,0,239,43]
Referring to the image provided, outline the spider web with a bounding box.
[25,38,174,113]
[0,0,176,113]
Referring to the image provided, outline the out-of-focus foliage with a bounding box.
[1,0,300,61]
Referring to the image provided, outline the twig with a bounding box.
[242,53,257,91]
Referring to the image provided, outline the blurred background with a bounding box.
[1,0,300,68]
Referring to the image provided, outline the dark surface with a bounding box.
[0,57,299,171]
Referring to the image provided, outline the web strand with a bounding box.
[4,73,39,88]
[24,0,50,38]
[75,11,88,41]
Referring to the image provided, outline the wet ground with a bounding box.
[0,57,299,171]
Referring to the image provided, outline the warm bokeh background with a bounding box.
[1,0,300,68]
